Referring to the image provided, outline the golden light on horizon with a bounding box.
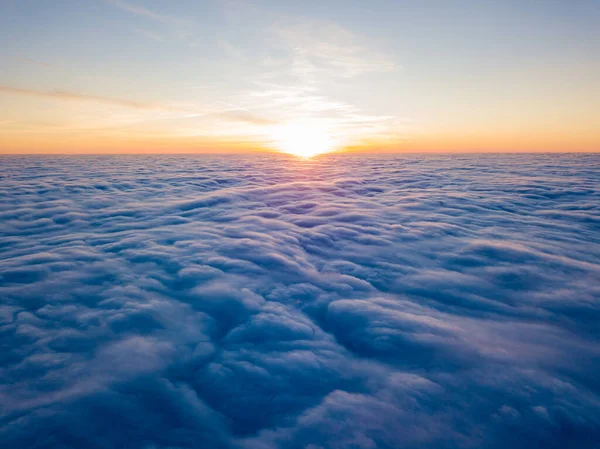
[270,121,338,158]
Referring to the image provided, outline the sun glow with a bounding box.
[270,121,338,158]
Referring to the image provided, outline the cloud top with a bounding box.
[1,153,599,448]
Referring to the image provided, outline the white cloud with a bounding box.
[269,18,396,82]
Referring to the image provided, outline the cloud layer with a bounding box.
[1,153,599,448]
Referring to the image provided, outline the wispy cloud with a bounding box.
[269,18,396,82]
[107,0,194,42]
[0,85,173,110]
[104,2,402,147]
[15,57,55,68]
[0,84,276,140]
[212,17,403,148]
[221,110,276,126]
[109,0,172,24]
[132,27,165,42]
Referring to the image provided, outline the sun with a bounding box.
[270,121,337,158]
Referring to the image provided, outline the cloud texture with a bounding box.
[1,153,599,448]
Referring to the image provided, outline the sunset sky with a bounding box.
[1,0,599,154]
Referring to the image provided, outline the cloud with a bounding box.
[15,57,55,68]
[221,111,276,126]
[214,17,404,148]
[0,85,278,138]
[1,154,600,449]
[107,0,196,43]
[269,18,396,81]
[4,9,404,149]
[0,85,172,110]
[108,0,177,24]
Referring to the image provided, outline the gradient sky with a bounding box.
[1,0,599,154]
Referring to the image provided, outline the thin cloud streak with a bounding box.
[15,57,55,68]
[0,85,273,123]
[0,85,174,110]
[107,0,195,43]
[109,0,171,23]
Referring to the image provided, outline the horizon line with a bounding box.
[1,149,598,156]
